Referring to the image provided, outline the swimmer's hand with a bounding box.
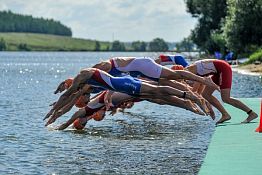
[54,81,66,94]
[105,102,114,111]
[45,110,62,126]
[49,102,56,107]
[109,107,118,115]
[44,109,54,121]
[104,90,114,110]
[56,123,68,130]
[45,115,57,126]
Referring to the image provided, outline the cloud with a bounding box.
[0,3,8,10]
[0,0,197,42]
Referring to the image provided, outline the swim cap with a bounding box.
[171,65,184,70]
[75,95,87,108]
[73,118,87,130]
[64,78,73,89]
[92,110,105,121]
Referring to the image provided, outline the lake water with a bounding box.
[0,52,261,175]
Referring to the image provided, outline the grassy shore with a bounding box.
[0,32,110,51]
[237,64,262,74]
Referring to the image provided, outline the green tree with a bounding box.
[176,37,194,52]
[18,43,30,51]
[94,41,100,51]
[131,41,147,51]
[111,40,126,51]
[0,10,72,36]
[0,38,6,51]
[209,31,227,53]
[149,38,168,52]
[185,0,227,53]
[105,45,110,51]
[223,0,262,54]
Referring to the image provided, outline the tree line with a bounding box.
[185,0,262,57]
[0,36,170,51]
[110,38,169,52]
[77,38,170,52]
[0,10,72,36]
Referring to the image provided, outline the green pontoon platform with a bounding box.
[199,98,262,175]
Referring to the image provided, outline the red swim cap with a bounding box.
[92,110,105,121]
[171,65,184,70]
[73,118,87,130]
[75,95,87,108]
[64,78,73,89]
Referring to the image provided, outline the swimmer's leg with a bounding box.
[202,86,231,124]
[221,89,258,123]
[241,111,258,123]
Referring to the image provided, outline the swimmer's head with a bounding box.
[73,117,88,130]
[92,109,106,121]
[64,78,74,89]
[171,65,184,71]
[75,93,91,108]
[54,78,73,94]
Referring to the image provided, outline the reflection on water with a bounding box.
[0,52,261,174]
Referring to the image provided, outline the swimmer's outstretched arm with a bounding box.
[45,73,90,121]
[191,82,215,119]
[109,107,118,116]
[44,89,79,122]
[54,81,66,94]
[48,81,69,106]
[45,86,92,126]
[46,92,82,125]
[44,78,80,120]
[177,70,219,91]
[60,92,82,113]
[158,79,192,92]
[191,82,205,94]
[56,109,89,130]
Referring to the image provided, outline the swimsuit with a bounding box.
[86,69,142,95]
[110,57,162,81]
[109,59,124,77]
[84,91,106,116]
[195,60,232,89]
[158,54,189,67]
[84,91,138,116]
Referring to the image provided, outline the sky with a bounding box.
[0,0,197,42]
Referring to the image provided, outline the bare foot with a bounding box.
[241,111,258,123]
[216,115,231,125]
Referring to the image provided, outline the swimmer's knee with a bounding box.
[222,96,231,104]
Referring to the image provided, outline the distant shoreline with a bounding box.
[232,64,262,76]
